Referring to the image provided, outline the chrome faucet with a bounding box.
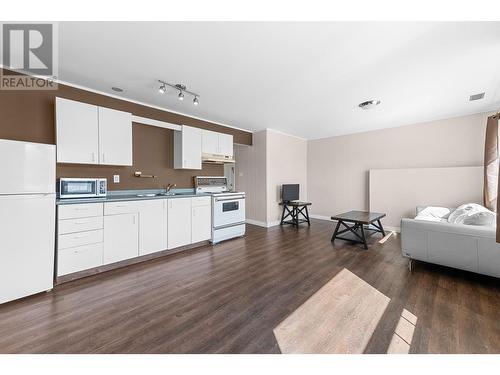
[166,183,176,194]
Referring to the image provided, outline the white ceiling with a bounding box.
[56,22,500,139]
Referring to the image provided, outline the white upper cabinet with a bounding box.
[55,97,132,166]
[201,130,219,154]
[174,125,202,170]
[201,129,233,157]
[56,97,99,164]
[98,107,133,166]
[218,133,234,157]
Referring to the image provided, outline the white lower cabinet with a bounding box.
[57,203,104,277]
[58,243,103,276]
[192,196,212,243]
[138,199,168,256]
[57,196,211,277]
[103,213,139,265]
[167,197,192,249]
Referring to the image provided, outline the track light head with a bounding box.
[158,84,166,94]
[193,96,199,106]
[178,91,184,101]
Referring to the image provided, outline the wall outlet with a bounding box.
[113,175,120,183]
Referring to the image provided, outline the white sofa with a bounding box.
[401,207,500,278]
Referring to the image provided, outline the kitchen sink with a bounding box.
[135,192,192,197]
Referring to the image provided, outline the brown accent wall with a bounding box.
[0,69,252,189]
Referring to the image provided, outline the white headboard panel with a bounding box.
[369,166,483,229]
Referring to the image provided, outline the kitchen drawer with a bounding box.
[58,216,104,234]
[191,196,211,207]
[58,203,103,219]
[104,201,141,215]
[58,229,103,249]
[57,242,103,276]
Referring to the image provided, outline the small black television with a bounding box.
[282,184,299,202]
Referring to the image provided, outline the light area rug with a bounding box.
[273,268,390,353]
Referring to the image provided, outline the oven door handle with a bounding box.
[215,196,245,202]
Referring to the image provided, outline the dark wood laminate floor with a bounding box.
[1,220,500,353]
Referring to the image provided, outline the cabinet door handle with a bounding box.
[73,233,89,239]
[91,152,95,162]
[102,153,105,163]
[74,248,89,254]
[74,220,91,225]
[75,207,89,211]
[132,215,136,225]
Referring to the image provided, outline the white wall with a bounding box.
[370,166,483,228]
[266,130,308,224]
[235,129,308,226]
[237,112,490,229]
[307,112,490,222]
[235,130,267,224]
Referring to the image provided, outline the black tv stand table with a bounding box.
[280,201,311,227]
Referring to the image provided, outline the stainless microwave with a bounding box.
[59,178,107,199]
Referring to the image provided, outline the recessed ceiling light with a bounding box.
[358,100,381,110]
[469,92,485,101]
[111,87,124,92]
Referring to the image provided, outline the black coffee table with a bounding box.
[330,211,386,250]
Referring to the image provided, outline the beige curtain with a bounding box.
[484,115,499,212]
[485,114,500,243]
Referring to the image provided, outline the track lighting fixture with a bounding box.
[157,80,200,106]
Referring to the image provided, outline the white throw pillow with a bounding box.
[415,206,452,221]
[448,203,495,226]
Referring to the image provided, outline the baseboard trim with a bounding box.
[309,214,332,221]
[246,219,281,228]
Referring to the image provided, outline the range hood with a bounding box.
[201,153,235,164]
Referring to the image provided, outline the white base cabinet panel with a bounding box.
[103,213,139,265]
[58,243,103,276]
[138,199,168,256]
[167,197,192,249]
[192,196,212,243]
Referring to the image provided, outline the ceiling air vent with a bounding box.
[358,100,381,110]
[469,92,485,101]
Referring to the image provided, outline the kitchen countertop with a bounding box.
[56,189,212,205]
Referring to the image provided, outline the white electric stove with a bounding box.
[195,176,246,244]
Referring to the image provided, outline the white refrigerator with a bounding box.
[0,139,56,304]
